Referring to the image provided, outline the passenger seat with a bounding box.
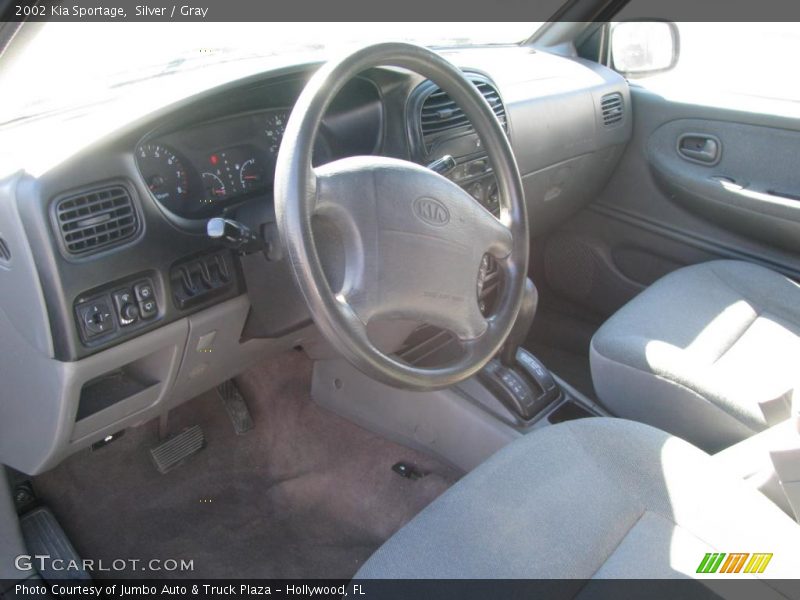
[590,260,800,452]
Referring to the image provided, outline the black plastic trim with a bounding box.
[48,179,144,261]
[589,202,800,282]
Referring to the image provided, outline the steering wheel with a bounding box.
[275,43,528,391]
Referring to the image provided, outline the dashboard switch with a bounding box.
[134,281,155,303]
[113,289,139,326]
[75,274,162,346]
[139,298,157,319]
[78,299,116,338]
[170,250,236,310]
[121,303,140,323]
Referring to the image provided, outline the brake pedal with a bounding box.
[217,379,253,435]
[150,425,205,474]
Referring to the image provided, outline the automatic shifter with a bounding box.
[500,278,538,367]
[480,278,561,421]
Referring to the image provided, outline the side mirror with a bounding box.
[611,21,680,77]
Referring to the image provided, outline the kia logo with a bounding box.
[413,197,450,226]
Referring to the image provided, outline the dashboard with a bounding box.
[3,48,633,364]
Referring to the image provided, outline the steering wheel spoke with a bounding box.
[477,206,514,261]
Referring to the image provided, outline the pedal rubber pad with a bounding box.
[20,507,91,580]
[217,380,254,435]
[150,425,205,474]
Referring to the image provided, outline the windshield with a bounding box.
[0,22,541,124]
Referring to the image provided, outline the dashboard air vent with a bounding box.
[55,186,139,256]
[600,92,624,127]
[420,78,507,148]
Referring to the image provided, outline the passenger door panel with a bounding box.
[648,117,800,254]
[539,86,800,319]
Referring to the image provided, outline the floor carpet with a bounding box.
[33,350,460,579]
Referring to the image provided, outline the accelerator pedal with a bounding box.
[20,507,91,580]
[217,379,254,435]
[150,425,205,474]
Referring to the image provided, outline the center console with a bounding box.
[311,350,604,473]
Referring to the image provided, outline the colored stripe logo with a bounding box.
[696,553,773,574]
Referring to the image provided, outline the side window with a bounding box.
[610,22,800,104]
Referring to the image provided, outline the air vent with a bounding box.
[55,186,139,256]
[600,92,624,127]
[420,77,508,148]
[0,237,10,263]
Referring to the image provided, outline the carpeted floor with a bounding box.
[33,350,460,579]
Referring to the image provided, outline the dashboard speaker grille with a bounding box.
[420,78,508,148]
[600,92,624,127]
[55,186,139,256]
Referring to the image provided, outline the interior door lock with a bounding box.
[677,133,721,165]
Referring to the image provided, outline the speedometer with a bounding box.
[136,143,188,205]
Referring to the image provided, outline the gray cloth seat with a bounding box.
[356,418,800,583]
[590,260,800,452]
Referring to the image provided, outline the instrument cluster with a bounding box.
[135,109,301,219]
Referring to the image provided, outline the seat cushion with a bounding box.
[356,418,800,583]
[590,260,800,452]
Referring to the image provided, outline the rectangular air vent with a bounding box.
[600,92,624,127]
[55,186,139,256]
[420,78,508,147]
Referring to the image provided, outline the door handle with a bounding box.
[678,133,721,165]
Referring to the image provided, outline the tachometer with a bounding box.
[136,143,188,204]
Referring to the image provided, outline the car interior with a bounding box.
[1,9,800,589]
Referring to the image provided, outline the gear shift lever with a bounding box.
[479,278,560,421]
[500,278,538,367]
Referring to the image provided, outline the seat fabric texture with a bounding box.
[590,260,800,452]
[356,418,800,589]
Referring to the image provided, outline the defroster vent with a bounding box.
[600,92,624,127]
[54,186,139,256]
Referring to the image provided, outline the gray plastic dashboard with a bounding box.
[0,46,630,474]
